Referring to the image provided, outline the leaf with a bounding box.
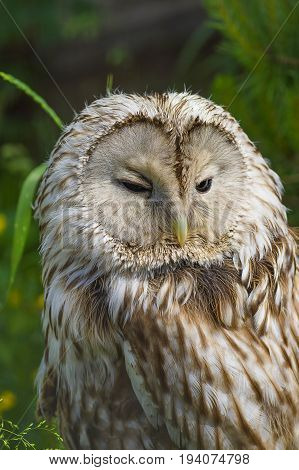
[8,163,47,291]
[106,73,114,94]
[0,71,63,129]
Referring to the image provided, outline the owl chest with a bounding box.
[123,311,299,450]
[107,265,246,330]
[124,309,225,399]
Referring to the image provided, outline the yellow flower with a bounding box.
[35,293,44,310]
[0,213,7,234]
[7,289,21,308]
[0,391,16,413]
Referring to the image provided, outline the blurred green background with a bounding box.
[0,0,298,449]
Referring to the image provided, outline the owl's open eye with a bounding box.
[196,178,212,193]
[118,179,152,194]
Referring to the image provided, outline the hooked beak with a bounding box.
[173,215,188,247]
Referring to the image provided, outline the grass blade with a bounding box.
[106,73,114,94]
[0,71,63,129]
[9,163,47,290]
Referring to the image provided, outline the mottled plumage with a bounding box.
[35,92,299,449]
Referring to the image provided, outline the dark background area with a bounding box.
[0,0,298,448]
[0,0,212,159]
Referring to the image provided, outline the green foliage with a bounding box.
[106,46,130,67]
[0,1,102,46]
[0,417,63,450]
[0,72,63,130]
[9,163,47,292]
[0,144,33,175]
[203,0,299,225]
[0,71,63,293]
[106,73,114,94]
[0,72,62,448]
[175,25,214,77]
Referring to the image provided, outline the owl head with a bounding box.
[36,93,289,278]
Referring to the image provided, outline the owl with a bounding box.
[35,92,299,450]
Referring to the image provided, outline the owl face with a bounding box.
[82,117,247,271]
[43,93,285,275]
